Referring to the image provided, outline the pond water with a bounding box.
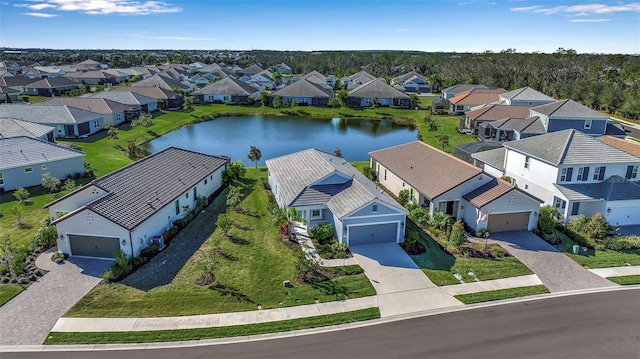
[143,115,417,165]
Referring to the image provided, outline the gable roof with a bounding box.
[0,136,84,170]
[554,176,640,202]
[504,129,640,166]
[111,86,182,100]
[0,76,38,88]
[442,84,488,95]
[0,104,101,124]
[194,77,258,96]
[449,88,507,105]
[392,71,426,84]
[49,147,229,230]
[0,118,54,139]
[499,87,555,102]
[40,97,132,114]
[487,116,546,135]
[271,78,331,98]
[463,178,542,208]
[465,104,532,121]
[132,74,189,90]
[530,99,607,119]
[472,147,506,171]
[369,141,482,200]
[241,64,264,74]
[265,148,406,219]
[87,91,156,106]
[24,77,77,89]
[598,136,640,158]
[65,70,112,79]
[348,79,409,99]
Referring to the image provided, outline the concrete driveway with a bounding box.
[350,243,462,317]
[0,249,112,345]
[486,231,617,293]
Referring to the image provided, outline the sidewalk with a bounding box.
[292,223,358,267]
[590,265,640,278]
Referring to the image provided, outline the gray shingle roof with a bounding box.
[265,149,405,219]
[0,136,84,170]
[241,64,264,74]
[271,79,331,98]
[442,84,488,95]
[40,97,132,114]
[472,147,506,171]
[554,176,640,201]
[370,141,482,200]
[499,87,555,102]
[348,79,409,99]
[111,86,181,100]
[88,91,155,106]
[132,74,189,90]
[531,99,607,119]
[194,77,258,96]
[488,116,546,134]
[463,178,540,208]
[50,147,228,230]
[504,129,640,166]
[0,118,54,139]
[24,77,77,89]
[0,104,101,124]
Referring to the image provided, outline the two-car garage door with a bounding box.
[487,212,531,232]
[68,234,120,258]
[348,223,399,246]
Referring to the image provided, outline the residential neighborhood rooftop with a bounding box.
[597,135,640,158]
[472,147,506,171]
[465,104,531,121]
[40,97,132,114]
[0,136,85,170]
[0,118,54,139]
[554,175,640,202]
[0,104,100,124]
[194,76,258,96]
[463,178,540,208]
[499,87,555,102]
[531,99,608,118]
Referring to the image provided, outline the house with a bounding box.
[194,77,259,104]
[269,78,331,107]
[454,141,503,165]
[0,104,104,138]
[0,86,20,102]
[370,141,541,232]
[342,71,377,90]
[300,70,332,90]
[87,91,157,114]
[23,77,79,96]
[73,59,103,70]
[33,66,66,78]
[0,76,39,93]
[0,136,85,191]
[477,129,640,225]
[498,87,555,106]
[598,136,640,158]
[461,104,532,132]
[245,70,273,87]
[391,71,430,93]
[65,70,117,85]
[529,99,611,136]
[273,63,293,74]
[477,116,547,142]
[0,118,55,142]
[448,88,506,115]
[238,64,264,77]
[40,97,131,127]
[132,73,191,91]
[45,147,229,258]
[112,86,184,110]
[441,84,488,100]
[266,148,408,246]
[347,79,410,108]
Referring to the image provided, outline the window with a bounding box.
[560,168,573,182]
[41,164,47,170]
[626,165,638,179]
[193,187,197,199]
[175,200,180,215]
[384,169,387,180]
[186,192,189,199]
[24,167,33,173]
[571,202,580,216]
[553,197,566,210]
[584,119,592,130]
[524,156,531,169]
[86,212,93,224]
[0,172,3,185]
[204,179,208,185]
[576,167,589,182]
[593,166,606,180]
[524,184,529,189]
[528,102,533,106]
[93,120,100,128]
[372,204,378,213]
[311,209,321,219]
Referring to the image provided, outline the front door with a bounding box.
[571,202,580,216]
[64,125,75,137]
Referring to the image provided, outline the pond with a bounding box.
[143,116,417,165]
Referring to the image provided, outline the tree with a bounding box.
[0,233,16,279]
[137,112,153,132]
[538,205,558,235]
[62,178,76,193]
[409,93,420,109]
[126,139,139,160]
[435,134,450,150]
[10,207,28,228]
[371,97,380,109]
[449,220,467,247]
[247,146,262,168]
[332,89,348,108]
[424,115,438,132]
[333,147,342,158]
[259,90,271,107]
[362,167,377,181]
[41,172,60,193]
[216,214,232,237]
[106,126,119,146]
[13,187,30,204]
[398,189,411,206]
[222,160,246,186]
[226,185,245,211]
[272,95,283,109]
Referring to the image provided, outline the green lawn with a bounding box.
[554,231,640,268]
[21,95,50,103]
[406,222,533,286]
[0,284,23,307]
[607,275,640,285]
[45,307,380,345]
[454,285,550,304]
[64,169,375,318]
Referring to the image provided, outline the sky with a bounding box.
[0,0,639,54]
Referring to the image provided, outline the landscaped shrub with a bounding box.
[362,167,377,181]
[397,189,411,207]
[401,230,426,255]
[163,225,180,243]
[449,220,467,247]
[604,235,640,251]
[33,224,58,250]
[293,247,326,284]
[585,213,611,242]
[430,211,453,232]
[325,265,364,276]
[538,205,558,235]
[139,244,159,261]
[410,207,430,227]
[542,230,563,245]
[51,251,67,264]
[311,223,334,244]
[102,250,134,282]
[13,187,31,204]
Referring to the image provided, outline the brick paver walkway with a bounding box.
[0,249,111,345]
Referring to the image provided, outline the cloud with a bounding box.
[569,18,611,22]
[511,2,640,15]
[23,12,57,17]
[14,0,181,15]
[129,33,214,41]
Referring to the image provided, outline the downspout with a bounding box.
[129,231,134,257]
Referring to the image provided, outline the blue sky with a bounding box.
[0,0,638,53]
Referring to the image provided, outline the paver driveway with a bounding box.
[487,231,617,293]
[350,243,462,317]
[0,251,112,345]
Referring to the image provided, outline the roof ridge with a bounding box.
[557,129,575,165]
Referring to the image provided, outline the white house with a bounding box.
[46,147,229,258]
[0,104,105,138]
[266,149,408,246]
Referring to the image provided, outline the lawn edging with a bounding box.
[454,285,550,304]
[45,307,380,345]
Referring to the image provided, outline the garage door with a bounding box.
[488,212,530,232]
[608,206,640,226]
[348,223,398,246]
[68,234,120,258]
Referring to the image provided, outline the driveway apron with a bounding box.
[487,231,617,293]
[350,243,462,317]
[0,251,112,345]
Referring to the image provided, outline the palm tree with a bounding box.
[106,126,119,146]
[436,134,450,150]
[247,146,262,168]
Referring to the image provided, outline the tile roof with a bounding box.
[132,74,189,90]
[449,88,507,106]
[40,97,132,114]
[111,86,181,100]
[0,104,101,124]
[0,136,84,170]
[499,87,555,102]
[271,78,331,98]
[65,70,112,79]
[554,176,640,202]
[442,84,488,95]
[504,129,640,165]
[530,99,607,119]
[463,178,540,208]
[88,91,156,106]
[472,147,506,171]
[598,136,640,157]
[51,147,228,230]
[0,118,54,139]
[348,79,409,99]
[194,77,258,96]
[265,149,405,219]
[369,141,482,200]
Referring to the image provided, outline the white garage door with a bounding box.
[607,206,640,226]
[348,223,398,246]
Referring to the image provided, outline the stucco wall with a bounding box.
[1,156,85,191]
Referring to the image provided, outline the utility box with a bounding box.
[572,245,580,254]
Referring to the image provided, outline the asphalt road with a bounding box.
[4,289,640,359]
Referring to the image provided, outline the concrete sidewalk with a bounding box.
[590,265,640,278]
[441,275,543,296]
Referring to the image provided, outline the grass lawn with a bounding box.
[45,307,380,344]
[64,168,375,318]
[406,222,533,286]
[607,275,640,285]
[454,285,550,304]
[0,284,24,307]
[21,95,50,103]
[553,231,640,268]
